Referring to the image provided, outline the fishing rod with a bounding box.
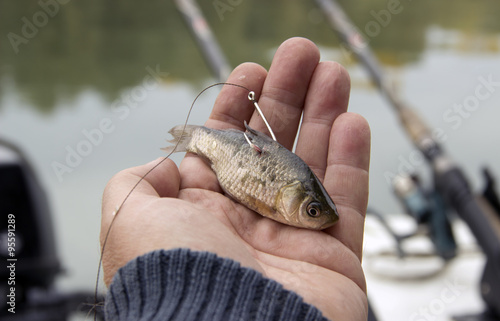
[174,0,231,82]
[315,0,500,319]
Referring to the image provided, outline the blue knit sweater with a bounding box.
[105,248,329,321]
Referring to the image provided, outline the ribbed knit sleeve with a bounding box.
[105,248,329,321]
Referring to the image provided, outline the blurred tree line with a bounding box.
[0,0,499,112]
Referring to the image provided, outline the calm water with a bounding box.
[1,1,499,320]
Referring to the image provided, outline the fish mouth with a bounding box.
[318,218,338,230]
[317,209,339,229]
[308,172,339,229]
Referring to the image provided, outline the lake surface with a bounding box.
[1,1,499,320]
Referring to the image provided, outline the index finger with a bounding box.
[248,37,320,149]
[206,63,267,130]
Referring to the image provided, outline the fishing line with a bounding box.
[93,82,253,320]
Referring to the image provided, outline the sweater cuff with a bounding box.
[105,248,328,321]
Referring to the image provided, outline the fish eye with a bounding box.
[306,202,322,218]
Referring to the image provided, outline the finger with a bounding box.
[249,37,320,149]
[324,113,371,260]
[101,158,180,230]
[206,62,267,130]
[295,61,351,180]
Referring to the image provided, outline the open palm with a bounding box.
[101,38,370,321]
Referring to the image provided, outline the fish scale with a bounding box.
[195,128,280,212]
[162,123,339,229]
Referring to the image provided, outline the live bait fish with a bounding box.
[162,122,339,230]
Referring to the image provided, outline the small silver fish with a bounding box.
[162,123,339,230]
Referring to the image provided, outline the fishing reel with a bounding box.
[367,172,458,263]
[364,172,460,282]
[366,165,500,320]
[392,173,457,261]
[370,165,500,262]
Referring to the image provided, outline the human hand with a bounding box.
[101,37,370,321]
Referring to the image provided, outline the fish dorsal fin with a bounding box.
[244,121,274,142]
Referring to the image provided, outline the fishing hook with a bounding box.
[248,91,277,142]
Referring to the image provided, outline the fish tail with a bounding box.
[161,124,200,154]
